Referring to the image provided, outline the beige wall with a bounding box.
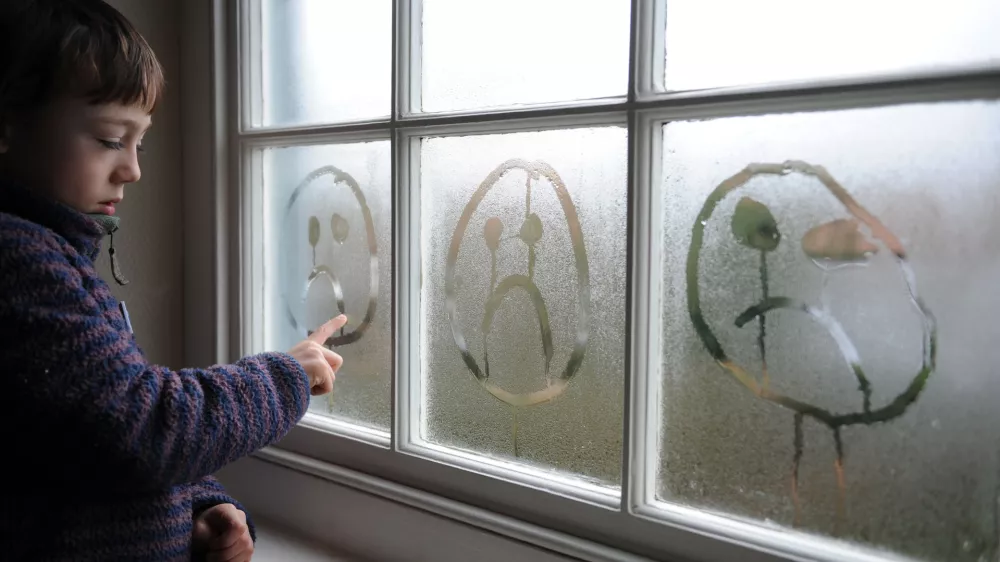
[97,0,184,368]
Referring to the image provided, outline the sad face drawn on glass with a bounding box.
[687,160,937,529]
[445,159,590,456]
[280,165,379,351]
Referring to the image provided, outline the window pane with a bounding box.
[261,0,391,126]
[658,101,1000,561]
[419,128,628,484]
[420,0,630,113]
[263,141,392,430]
[664,0,1000,91]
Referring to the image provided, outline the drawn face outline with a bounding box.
[686,160,936,426]
[445,159,591,407]
[281,165,379,347]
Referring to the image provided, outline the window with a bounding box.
[231,0,1000,560]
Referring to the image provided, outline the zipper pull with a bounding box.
[108,229,129,286]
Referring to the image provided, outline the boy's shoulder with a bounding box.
[0,211,69,259]
[0,209,63,237]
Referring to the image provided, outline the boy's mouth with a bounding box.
[97,199,122,215]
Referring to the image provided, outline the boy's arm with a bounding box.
[190,476,257,542]
[0,229,311,492]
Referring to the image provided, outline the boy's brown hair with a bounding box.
[0,0,164,115]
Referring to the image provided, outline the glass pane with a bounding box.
[261,0,391,126]
[658,101,1000,561]
[263,141,392,430]
[420,128,628,484]
[421,0,630,113]
[664,0,1000,91]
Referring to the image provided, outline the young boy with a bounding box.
[0,1,346,560]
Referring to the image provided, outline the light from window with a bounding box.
[261,0,392,126]
[421,0,630,112]
[665,0,1000,91]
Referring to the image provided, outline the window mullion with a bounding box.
[394,130,420,452]
[393,0,423,453]
[396,0,421,117]
[389,0,402,453]
[620,0,643,516]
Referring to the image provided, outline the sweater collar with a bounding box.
[0,181,126,283]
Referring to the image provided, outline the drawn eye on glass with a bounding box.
[445,159,590,456]
[280,165,378,349]
[687,160,937,528]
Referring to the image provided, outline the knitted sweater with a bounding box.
[0,183,312,561]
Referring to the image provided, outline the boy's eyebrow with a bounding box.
[94,117,153,133]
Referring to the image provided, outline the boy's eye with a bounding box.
[98,139,125,150]
[99,139,144,153]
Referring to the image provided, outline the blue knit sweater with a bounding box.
[0,182,312,561]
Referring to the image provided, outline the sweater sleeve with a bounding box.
[0,226,312,493]
[190,476,257,542]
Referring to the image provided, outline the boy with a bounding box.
[0,1,346,560]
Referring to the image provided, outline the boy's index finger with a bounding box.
[308,315,348,344]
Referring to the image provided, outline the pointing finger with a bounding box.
[307,314,348,344]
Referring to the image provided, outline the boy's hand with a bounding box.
[192,503,254,562]
[288,315,347,396]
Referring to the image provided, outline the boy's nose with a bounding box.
[112,153,142,184]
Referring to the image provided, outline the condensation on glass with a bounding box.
[664,0,1000,91]
[263,141,392,430]
[420,0,630,113]
[419,128,628,484]
[261,0,391,126]
[658,101,1000,561]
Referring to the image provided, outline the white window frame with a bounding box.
[195,0,1000,560]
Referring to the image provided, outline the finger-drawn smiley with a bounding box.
[280,165,378,347]
[445,159,591,408]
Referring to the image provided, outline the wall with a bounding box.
[95,0,185,368]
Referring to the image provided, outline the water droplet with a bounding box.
[962,539,973,551]
[699,220,707,226]
[931,419,941,429]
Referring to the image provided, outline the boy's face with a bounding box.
[0,97,151,216]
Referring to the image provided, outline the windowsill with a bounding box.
[252,518,358,562]
[216,454,589,562]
